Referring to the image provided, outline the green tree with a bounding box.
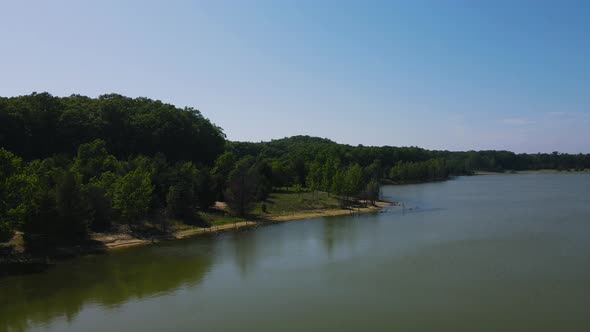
[195,168,217,209]
[365,159,383,181]
[212,151,237,199]
[344,164,363,197]
[0,148,23,241]
[22,169,89,246]
[365,180,380,206]
[166,184,194,219]
[1,172,37,242]
[92,171,117,197]
[112,169,154,223]
[321,157,339,194]
[306,161,323,194]
[144,152,173,209]
[270,160,291,190]
[292,157,307,187]
[254,160,273,200]
[72,139,117,182]
[83,183,113,231]
[23,185,59,248]
[224,158,259,216]
[330,170,346,207]
[166,161,199,219]
[55,171,89,240]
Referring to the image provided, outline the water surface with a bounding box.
[2,174,590,331]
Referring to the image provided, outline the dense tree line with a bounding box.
[0,141,218,246]
[454,150,590,172]
[388,159,450,182]
[226,136,590,184]
[0,92,225,163]
[1,93,589,247]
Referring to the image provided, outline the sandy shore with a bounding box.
[94,201,394,250]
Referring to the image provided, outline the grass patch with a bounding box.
[197,210,249,226]
[175,191,341,228]
[255,191,340,216]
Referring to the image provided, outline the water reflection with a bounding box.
[0,237,216,332]
[0,209,430,332]
[322,218,337,256]
[320,214,369,260]
[231,229,260,278]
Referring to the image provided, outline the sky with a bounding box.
[1,0,589,153]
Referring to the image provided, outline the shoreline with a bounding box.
[1,199,395,277]
[98,200,394,250]
[379,177,451,185]
[475,169,590,175]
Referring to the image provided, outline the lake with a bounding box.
[2,174,590,332]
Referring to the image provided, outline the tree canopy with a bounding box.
[0,93,225,164]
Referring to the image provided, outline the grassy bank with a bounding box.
[109,190,391,249]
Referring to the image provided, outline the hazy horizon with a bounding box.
[1,1,589,153]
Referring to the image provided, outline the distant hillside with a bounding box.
[228,135,590,172]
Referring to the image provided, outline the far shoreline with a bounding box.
[475,169,590,175]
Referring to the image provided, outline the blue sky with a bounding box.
[1,0,589,153]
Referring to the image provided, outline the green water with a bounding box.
[2,174,590,332]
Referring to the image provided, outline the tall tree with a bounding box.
[365,180,380,206]
[224,158,259,216]
[330,170,346,207]
[195,168,217,209]
[55,171,88,240]
[344,164,363,198]
[166,184,194,219]
[83,183,113,232]
[306,160,323,194]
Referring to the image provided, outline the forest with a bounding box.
[1,93,590,247]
